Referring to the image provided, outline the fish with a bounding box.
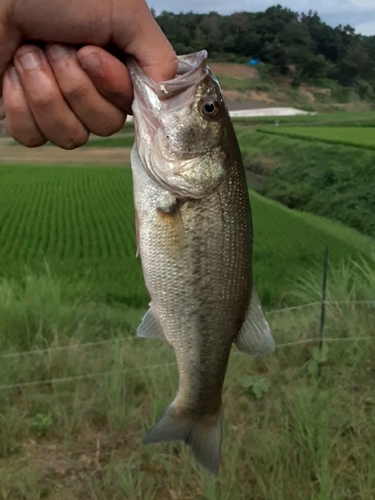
[127,50,276,475]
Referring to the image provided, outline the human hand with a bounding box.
[0,0,177,148]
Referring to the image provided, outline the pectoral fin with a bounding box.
[137,304,167,340]
[157,201,185,253]
[234,286,276,357]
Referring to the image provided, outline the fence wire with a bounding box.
[1,299,374,362]
[0,334,374,392]
[0,297,374,392]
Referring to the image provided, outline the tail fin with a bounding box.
[143,405,223,475]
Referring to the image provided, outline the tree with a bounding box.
[154,6,375,94]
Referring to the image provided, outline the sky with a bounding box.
[148,0,375,36]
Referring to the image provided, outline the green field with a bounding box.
[0,165,145,306]
[0,141,375,497]
[234,110,375,127]
[0,165,373,309]
[259,126,375,149]
[8,134,135,149]
[83,135,135,148]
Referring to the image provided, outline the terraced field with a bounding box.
[0,165,145,305]
[259,126,375,149]
[0,164,373,308]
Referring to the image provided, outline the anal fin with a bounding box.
[234,286,276,357]
[137,304,167,340]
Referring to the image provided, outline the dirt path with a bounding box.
[0,144,131,166]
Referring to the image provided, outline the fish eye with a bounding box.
[200,98,220,119]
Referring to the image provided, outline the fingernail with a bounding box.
[18,51,42,71]
[48,44,70,61]
[79,52,102,75]
[8,65,20,83]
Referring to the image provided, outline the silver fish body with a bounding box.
[128,51,275,475]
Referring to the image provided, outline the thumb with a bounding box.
[111,0,177,83]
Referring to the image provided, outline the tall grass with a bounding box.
[0,269,141,353]
[0,261,374,499]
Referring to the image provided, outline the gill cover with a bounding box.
[128,51,229,199]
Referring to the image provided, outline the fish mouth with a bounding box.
[127,50,210,135]
[128,50,212,165]
[128,50,208,103]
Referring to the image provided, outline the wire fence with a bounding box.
[1,299,374,361]
[0,299,374,393]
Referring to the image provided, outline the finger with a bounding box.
[46,43,126,136]
[0,19,22,95]
[3,65,47,147]
[77,46,133,115]
[14,45,89,149]
[0,97,4,119]
[111,0,177,82]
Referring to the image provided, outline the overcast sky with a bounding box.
[148,0,375,36]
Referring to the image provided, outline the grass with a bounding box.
[216,65,375,113]
[0,164,373,309]
[233,110,375,127]
[238,129,375,239]
[0,164,146,306]
[218,75,273,93]
[0,261,374,499]
[83,136,134,148]
[259,126,375,150]
[8,134,135,149]
[250,192,374,305]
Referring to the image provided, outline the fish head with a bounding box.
[128,51,230,199]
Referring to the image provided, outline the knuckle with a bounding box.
[31,89,59,110]
[11,130,46,148]
[5,98,29,116]
[61,129,89,150]
[21,135,47,148]
[5,117,46,148]
[92,114,126,137]
[63,80,88,102]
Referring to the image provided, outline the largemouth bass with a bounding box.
[128,50,275,475]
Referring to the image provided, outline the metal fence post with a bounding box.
[318,244,329,376]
